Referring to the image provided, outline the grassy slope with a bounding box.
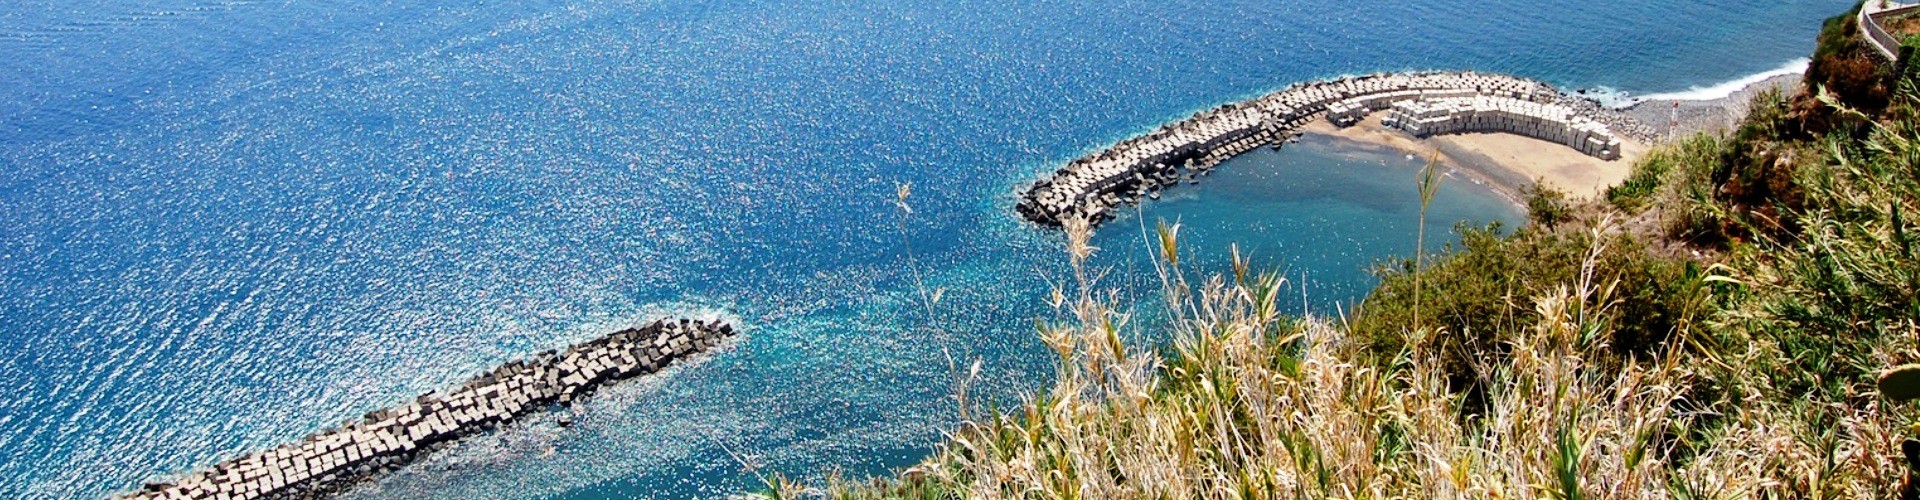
[795,6,1920,499]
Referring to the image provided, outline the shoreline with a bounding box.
[1624,73,1805,139]
[1293,72,1805,203]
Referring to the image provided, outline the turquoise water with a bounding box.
[0,0,1850,498]
[1090,137,1525,314]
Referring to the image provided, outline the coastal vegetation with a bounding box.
[779,4,1920,498]
[1884,10,1920,47]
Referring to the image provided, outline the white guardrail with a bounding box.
[1861,1,1920,61]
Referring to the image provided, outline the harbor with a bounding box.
[1015,72,1653,227]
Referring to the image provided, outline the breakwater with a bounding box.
[1380,95,1622,158]
[118,318,737,500]
[1014,71,1647,227]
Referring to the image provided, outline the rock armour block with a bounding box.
[1013,71,1644,227]
[118,318,738,500]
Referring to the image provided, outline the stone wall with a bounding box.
[117,318,737,500]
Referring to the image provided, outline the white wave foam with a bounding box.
[1593,58,1809,108]
[1639,59,1809,101]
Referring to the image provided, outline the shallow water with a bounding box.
[0,0,1851,497]
[1091,137,1525,312]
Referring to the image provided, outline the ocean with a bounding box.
[0,0,1851,498]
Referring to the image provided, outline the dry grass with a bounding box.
[803,209,1907,499]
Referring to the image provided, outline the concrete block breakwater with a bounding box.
[1015,71,1640,227]
[1382,95,1622,159]
[119,318,737,500]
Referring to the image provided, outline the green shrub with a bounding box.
[1704,89,1810,242]
[1526,182,1575,228]
[1605,159,1666,213]
[1734,87,1920,400]
[1351,223,1709,387]
[1805,3,1894,118]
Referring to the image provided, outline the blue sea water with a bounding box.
[0,0,1850,498]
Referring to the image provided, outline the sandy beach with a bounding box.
[1296,73,1804,203]
[1299,116,1646,203]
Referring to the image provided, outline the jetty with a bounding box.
[118,318,737,500]
[1014,71,1651,227]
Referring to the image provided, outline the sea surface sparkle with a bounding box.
[0,0,1848,497]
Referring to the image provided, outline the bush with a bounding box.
[1729,83,1920,401]
[1525,182,1574,228]
[1795,3,1898,134]
[1704,89,1812,241]
[826,220,1899,499]
[1619,88,1808,246]
[1350,222,1710,389]
[1605,164,1665,213]
[1807,4,1893,113]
